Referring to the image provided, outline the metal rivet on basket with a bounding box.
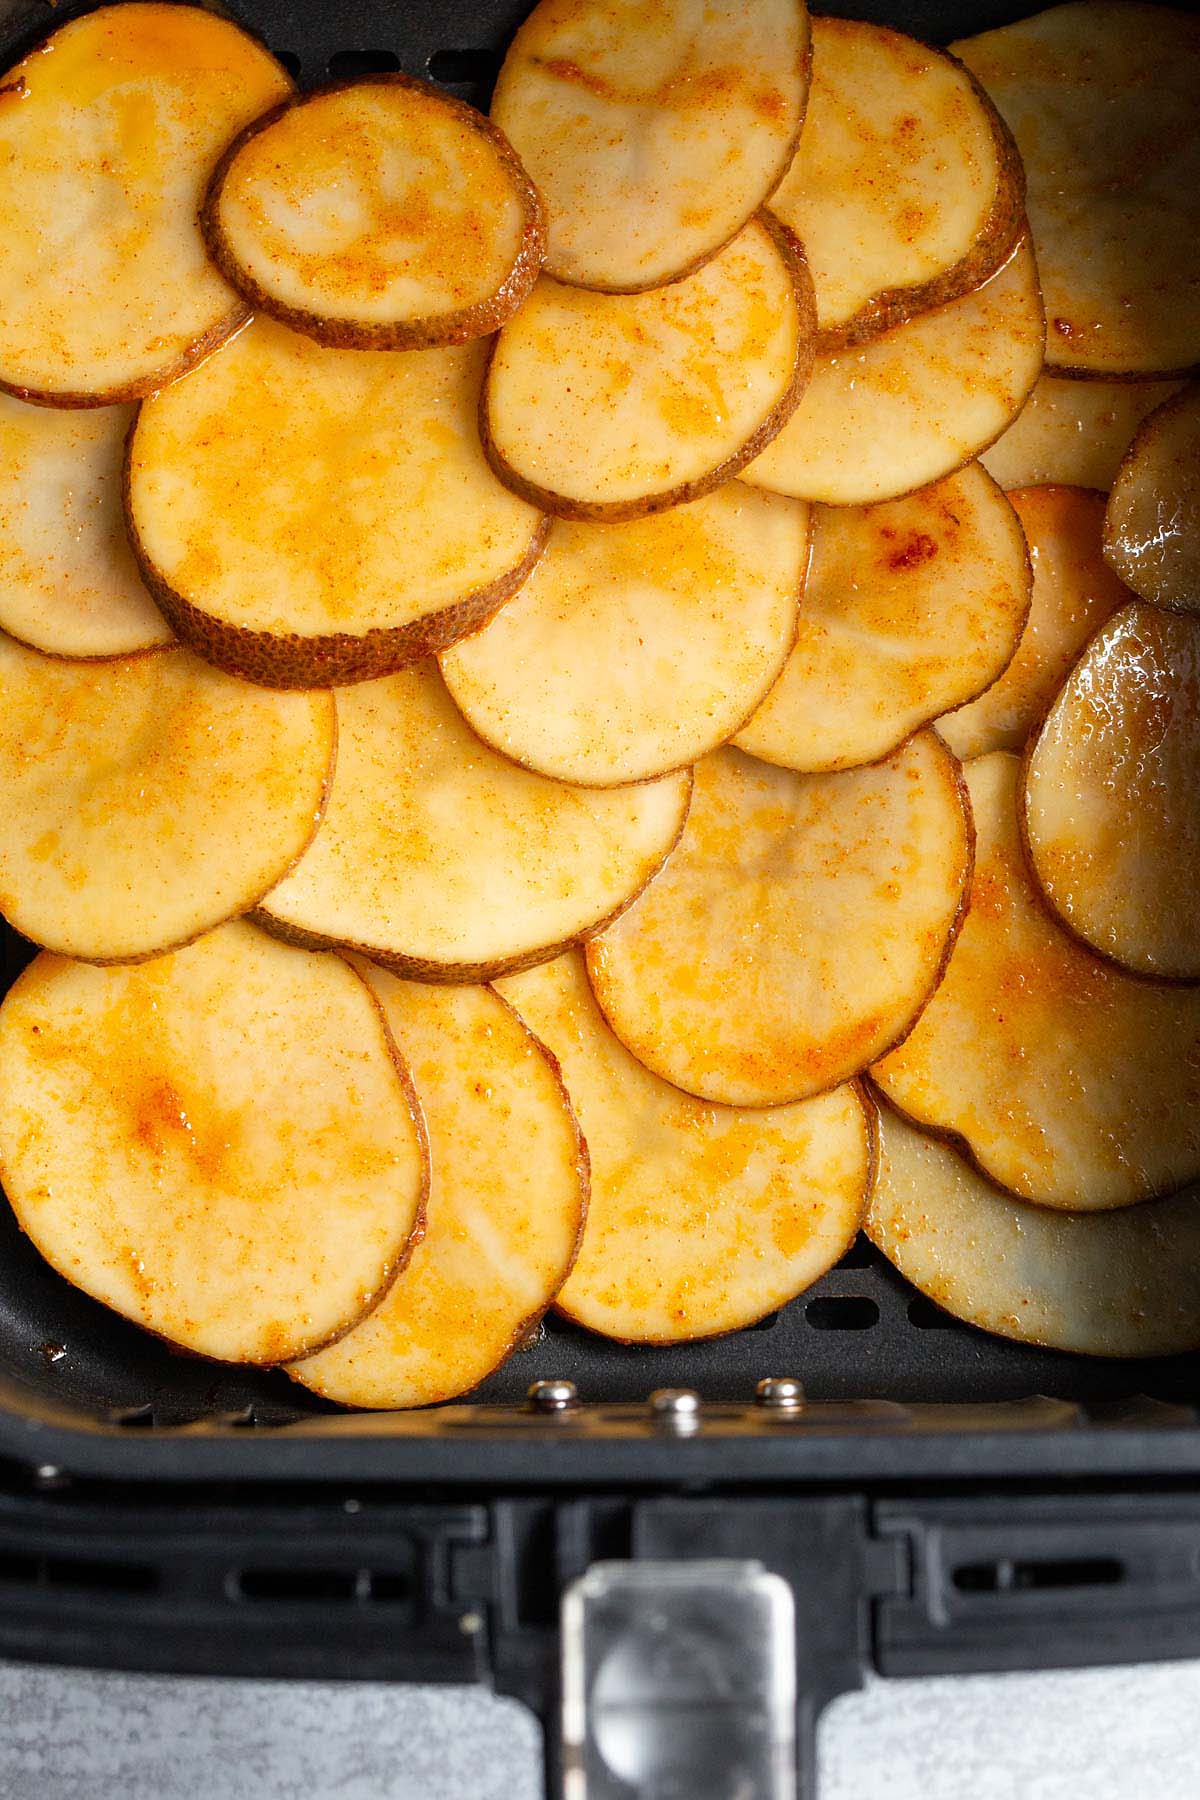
[527,1378,578,1413]
[648,1388,702,1431]
[755,1377,806,1412]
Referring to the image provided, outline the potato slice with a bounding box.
[0,635,334,963]
[1023,603,1200,981]
[872,752,1200,1210]
[939,486,1131,759]
[734,465,1029,773]
[292,970,586,1407]
[126,327,547,687]
[769,17,1023,346]
[742,235,1043,507]
[586,732,971,1108]
[982,375,1185,493]
[441,486,808,786]
[257,664,691,982]
[867,1103,1200,1359]
[0,3,291,406]
[1104,385,1200,615]
[490,0,810,292]
[0,923,427,1363]
[498,953,870,1342]
[481,217,814,521]
[953,2,1200,376]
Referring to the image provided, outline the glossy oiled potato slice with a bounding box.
[1104,385,1200,615]
[0,924,427,1363]
[499,953,871,1341]
[982,374,1185,493]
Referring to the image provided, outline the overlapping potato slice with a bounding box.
[481,217,814,521]
[257,664,691,981]
[1103,385,1200,615]
[734,465,1029,772]
[982,375,1185,493]
[0,3,291,405]
[490,0,810,292]
[953,2,1200,376]
[126,327,546,687]
[586,733,971,1108]
[441,486,808,786]
[872,753,1200,1210]
[0,924,427,1363]
[498,953,870,1341]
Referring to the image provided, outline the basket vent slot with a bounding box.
[838,1236,876,1270]
[0,1550,157,1594]
[427,47,500,86]
[326,50,401,78]
[275,51,301,77]
[906,1296,956,1330]
[805,1296,879,1332]
[234,1566,411,1604]
[953,1556,1125,1593]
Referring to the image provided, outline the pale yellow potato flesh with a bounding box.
[0,636,334,963]
[735,464,1029,772]
[1104,385,1200,615]
[258,664,691,981]
[292,970,586,1407]
[953,2,1200,376]
[982,374,1185,493]
[586,733,971,1108]
[0,924,427,1363]
[1023,603,1200,980]
[441,486,808,786]
[872,753,1200,1210]
[499,952,870,1342]
[490,0,810,292]
[0,4,291,403]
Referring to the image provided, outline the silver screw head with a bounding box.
[527,1378,578,1413]
[755,1377,805,1412]
[648,1388,702,1430]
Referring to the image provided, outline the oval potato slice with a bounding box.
[498,953,871,1342]
[0,924,428,1364]
[872,752,1200,1210]
[1023,603,1200,981]
[257,664,692,982]
[126,327,547,688]
[0,3,291,406]
[490,0,810,292]
[441,486,808,787]
[734,464,1030,773]
[982,374,1185,493]
[1103,385,1200,615]
[481,217,814,521]
[292,970,586,1408]
[586,732,972,1108]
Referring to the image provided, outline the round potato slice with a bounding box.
[257,664,692,982]
[490,0,810,293]
[0,923,428,1364]
[982,374,1185,493]
[441,486,808,786]
[0,635,334,963]
[292,969,586,1408]
[872,752,1200,1211]
[498,953,871,1342]
[481,217,814,521]
[126,327,546,688]
[734,464,1030,773]
[586,732,971,1108]
[0,3,291,405]
[1023,604,1200,981]
[953,2,1200,377]
[1104,385,1200,615]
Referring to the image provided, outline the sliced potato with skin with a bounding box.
[734,464,1030,773]
[0,923,428,1364]
[982,374,1185,494]
[498,953,871,1342]
[1104,385,1200,615]
[257,664,691,983]
[586,733,971,1108]
[872,752,1200,1210]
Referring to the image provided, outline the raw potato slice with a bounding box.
[769,17,1023,345]
[1023,604,1200,981]
[0,4,291,405]
[257,664,691,982]
[0,923,427,1364]
[441,486,809,786]
[586,732,971,1108]
[0,635,334,962]
[872,753,1200,1210]
[498,953,870,1341]
[482,217,814,521]
[982,375,1185,493]
[0,397,170,658]
[1104,385,1200,615]
[203,76,546,350]
[490,0,810,292]
[953,2,1200,376]
[126,328,546,688]
[867,1103,1200,1359]
[734,464,1030,773]
[742,235,1043,506]
[292,970,586,1408]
